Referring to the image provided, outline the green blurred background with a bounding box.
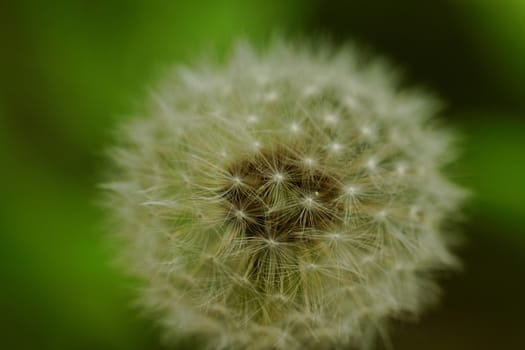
[1,1,524,349]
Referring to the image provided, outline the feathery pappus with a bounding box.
[104,40,467,350]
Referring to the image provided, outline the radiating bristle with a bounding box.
[105,39,467,350]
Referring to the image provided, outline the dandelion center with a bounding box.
[221,148,342,242]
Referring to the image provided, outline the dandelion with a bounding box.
[105,40,467,350]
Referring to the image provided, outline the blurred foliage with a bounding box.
[459,115,525,235]
[1,1,524,349]
[457,0,525,106]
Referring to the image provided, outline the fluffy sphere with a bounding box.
[106,40,466,350]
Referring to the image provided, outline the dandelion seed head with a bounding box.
[105,39,467,350]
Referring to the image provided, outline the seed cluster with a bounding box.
[221,148,342,242]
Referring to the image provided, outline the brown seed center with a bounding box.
[220,147,342,242]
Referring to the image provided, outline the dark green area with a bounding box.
[1,1,524,349]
